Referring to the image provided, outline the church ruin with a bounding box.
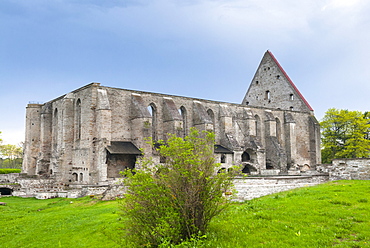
[21,51,321,193]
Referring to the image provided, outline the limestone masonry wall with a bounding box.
[317,159,370,180]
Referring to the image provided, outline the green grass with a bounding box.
[1,180,370,247]
[0,196,123,248]
[0,168,21,174]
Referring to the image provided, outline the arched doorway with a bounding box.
[0,187,13,196]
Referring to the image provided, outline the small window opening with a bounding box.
[290,106,294,111]
[276,75,280,79]
[256,81,259,85]
[265,91,270,100]
[266,163,273,169]
[72,173,78,182]
[268,67,270,70]
[290,94,294,100]
[246,101,249,105]
[221,154,226,163]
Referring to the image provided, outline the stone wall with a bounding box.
[317,158,370,180]
[233,175,329,201]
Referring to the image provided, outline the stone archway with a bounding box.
[0,187,13,196]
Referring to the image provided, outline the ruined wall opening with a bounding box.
[0,187,13,196]
[266,162,274,169]
[106,153,137,178]
[75,99,81,140]
[241,151,251,162]
[180,106,187,137]
[255,115,261,138]
[72,173,78,182]
[265,90,270,100]
[207,109,215,131]
[53,108,58,149]
[221,154,226,163]
[241,164,257,174]
[148,103,157,141]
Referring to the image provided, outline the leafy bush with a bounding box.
[0,168,21,174]
[119,128,236,247]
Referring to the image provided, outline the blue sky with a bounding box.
[1,0,370,144]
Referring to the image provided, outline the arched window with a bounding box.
[180,106,187,137]
[79,173,83,182]
[53,108,58,149]
[148,103,157,140]
[76,99,81,140]
[255,115,261,138]
[75,99,81,140]
[242,165,250,174]
[72,173,78,182]
[241,151,251,162]
[207,109,215,131]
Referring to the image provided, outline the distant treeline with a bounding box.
[0,168,21,174]
[0,158,22,169]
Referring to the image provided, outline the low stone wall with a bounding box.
[317,158,370,180]
[233,175,329,201]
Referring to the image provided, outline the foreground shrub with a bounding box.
[0,168,21,174]
[120,128,236,247]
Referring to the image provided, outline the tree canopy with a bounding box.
[0,131,23,168]
[320,108,370,163]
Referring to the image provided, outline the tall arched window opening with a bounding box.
[255,115,261,138]
[207,109,215,132]
[180,106,187,137]
[53,108,59,149]
[76,99,81,140]
[148,104,157,140]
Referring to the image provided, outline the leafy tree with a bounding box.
[120,128,236,247]
[0,143,23,169]
[320,108,370,163]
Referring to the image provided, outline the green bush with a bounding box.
[0,168,21,174]
[119,128,236,247]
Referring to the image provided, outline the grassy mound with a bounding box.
[0,180,369,247]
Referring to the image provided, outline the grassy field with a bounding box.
[0,180,369,247]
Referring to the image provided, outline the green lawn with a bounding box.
[1,180,370,247]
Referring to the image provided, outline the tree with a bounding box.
[120,128,235,247]
[0,143,23,169]
[320,108,370,163]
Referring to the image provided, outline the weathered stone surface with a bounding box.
[318,159,370,180]
[16,51,326,200]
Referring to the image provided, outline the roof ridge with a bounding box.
[267,50,313,111]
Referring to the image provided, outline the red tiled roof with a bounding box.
[267,50,313,111]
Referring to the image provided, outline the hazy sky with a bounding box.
[1,0,370,144]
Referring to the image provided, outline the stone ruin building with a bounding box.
[21,50,321,187]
